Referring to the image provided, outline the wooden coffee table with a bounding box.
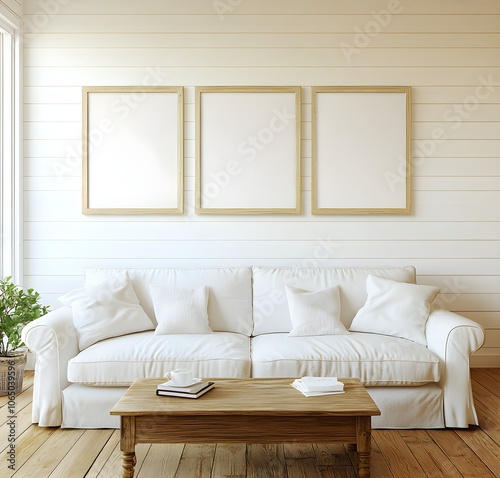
[110,378,380,478]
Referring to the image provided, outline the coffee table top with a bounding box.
[110,378,380,418]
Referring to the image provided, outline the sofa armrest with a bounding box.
[426,309,484,428]
[21,306,79,427]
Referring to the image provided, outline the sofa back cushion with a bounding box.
[252,266,416,336]
[85,267,253,336]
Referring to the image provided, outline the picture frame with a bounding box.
[195,86,301,214]
[312,86,412,215]
[82,86,184,214]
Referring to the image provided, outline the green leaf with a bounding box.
[0,276,49,356]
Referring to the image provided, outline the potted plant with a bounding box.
[0,276,49,396]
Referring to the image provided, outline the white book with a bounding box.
[300,377,344,392]
[292,379,345,397]
[156,382,215,399]
[157,379,208,394]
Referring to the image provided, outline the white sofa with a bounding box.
[22,266,484,429]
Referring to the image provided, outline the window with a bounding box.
[0,17,22,280]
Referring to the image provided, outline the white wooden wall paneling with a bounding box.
[22,0,500,365]
[21,14,500,34]
[25,33,500,49]
[0,0,21,25]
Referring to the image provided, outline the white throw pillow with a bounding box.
[59,271,154,350]
[349,274,440,346]
[150,285,213,335]
[285,285,349,337]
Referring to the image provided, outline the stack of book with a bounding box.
[292,377,344,397]
[156,380,215,399]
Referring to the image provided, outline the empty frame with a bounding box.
[312,86,412,215]
[195,86,301,214]
[82,86,184,214]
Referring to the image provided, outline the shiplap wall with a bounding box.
[0,0,22,25]
[22,0,500,366]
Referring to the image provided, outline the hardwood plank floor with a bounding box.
[1,370,499,478]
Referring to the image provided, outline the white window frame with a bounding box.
[0,15,22,282]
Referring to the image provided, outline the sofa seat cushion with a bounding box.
[68,331,250,386]
[251,332,439,386]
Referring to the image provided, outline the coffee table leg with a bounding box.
[123,452,136,478]
[121,416,136,478]
[356,416,371,478]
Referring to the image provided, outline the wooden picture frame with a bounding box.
[195,86,301,214]
[312,86,412,215]
[82,86,184,214]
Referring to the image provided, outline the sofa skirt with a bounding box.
[368,383,444,429]
[60,382,444,429]
[62,384,124,428]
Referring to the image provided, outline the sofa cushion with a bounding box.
[349,275,440,346]
[68,331,250,386]
[151,285,212,335]
[252,266,416,335]
[251,332,439,386]
[285,285,349,336]
[59,271,154,350]
[85,267,253,336]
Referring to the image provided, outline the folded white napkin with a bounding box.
[292,377,345,397]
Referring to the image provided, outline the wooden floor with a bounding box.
[1,369,499,478]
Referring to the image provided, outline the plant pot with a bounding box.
[0,351,27,396]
